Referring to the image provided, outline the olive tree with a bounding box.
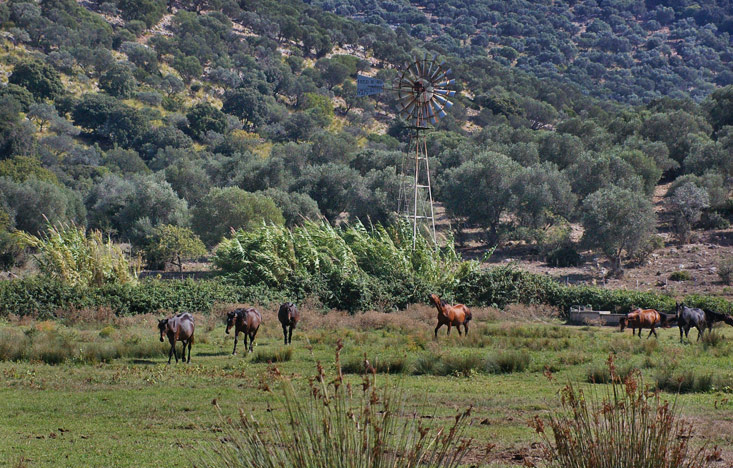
[582,185,656,274]
[668,182,709,243]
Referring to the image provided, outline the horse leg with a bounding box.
[242,333,248,354]
[282,325,288,345]
[464,322,469,336]
[232,332,238,355]
[186,340,192,363]
[168,342,174,364]
[288,325,294,345]
[648,327,657,339]
[249,331,256,353]
[447,323,451,336]
[457,323,462,336]
[679,325,684,343]
[434,323,442,339]
[697,326,703,342]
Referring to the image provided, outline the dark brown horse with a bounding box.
[226,307,262,354]
[703,308,733,334]
[620,307,671,339]
[278,302,300,345]
[158,313,195,364]
[429,293,472,338]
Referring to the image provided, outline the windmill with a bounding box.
[357,56,456,246]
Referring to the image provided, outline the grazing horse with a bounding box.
[619,307,669,339]
[676,302,707,343]
[429,293,472,338]
[158,313,195,364]
[226,307,262,354]
[278,302,300,345]
[703,309,733,334]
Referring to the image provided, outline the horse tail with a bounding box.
[465,308,472,322]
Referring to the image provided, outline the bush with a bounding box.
[668,271,692,281]
[718,257,733,285]
[546,246,582,267]
[533,360,711,468]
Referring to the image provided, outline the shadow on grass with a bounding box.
[196,351,231,357]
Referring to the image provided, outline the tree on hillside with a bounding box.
[442,151,521,243]
[706,85,733,131]
[144,224,207,271]
[186,102,227,140]
[669,182,709,243]
[99,65,136,98]
[582,186,656,274]
[9,60,63,101]
[116,0,167,27]
[192,187,284,246]
[222,88,268,130]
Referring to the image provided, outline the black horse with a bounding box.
[676,302,707,343]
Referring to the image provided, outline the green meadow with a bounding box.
[2,305,732,467]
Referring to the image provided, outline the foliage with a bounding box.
[214,220,472,311]
[15,223,141,288]
[192,187,284,247]
[669,182,710,243]
[204,349,475,468]
[669,271,693,282]
[532,363,710,468]
[717,257,733,285]
[546,246,582,268]
[144,224,207,271]
[9,60,63,100]
[186,102,228,140]
[582,186,656,272]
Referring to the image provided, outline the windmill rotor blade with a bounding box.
[434,95,454,107]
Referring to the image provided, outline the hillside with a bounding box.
[0,0,732,284]
[313,0,733,104]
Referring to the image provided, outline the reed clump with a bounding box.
[534,355,713,468]
[204,341,479,468]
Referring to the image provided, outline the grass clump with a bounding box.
[439,353,485,377]
[251,347,293,364]
[533,356,711,468]
[669,270,693,281]
[701,330,724,349]
[485,350,530,374]
[655,368,715,394]
[341,354,406,374]
[205,342,478,468]
[0,328,28,361]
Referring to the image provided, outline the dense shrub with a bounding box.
[668,271,692,281]
[546,246,582,267]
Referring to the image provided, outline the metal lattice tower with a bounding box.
[395,56,455,246]
[356,55,455,247]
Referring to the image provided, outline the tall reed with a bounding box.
[532,356,712,468]
[203,342,478,468]
[17,223,140,287]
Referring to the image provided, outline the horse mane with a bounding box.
[440,299,447,307]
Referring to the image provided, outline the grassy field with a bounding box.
[1,304,733,467]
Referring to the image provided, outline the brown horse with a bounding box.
[278,302,300,345]
[226,307,262,354]
[158,313,195,364]
[619,307,670,339]
[429,293,472,338]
